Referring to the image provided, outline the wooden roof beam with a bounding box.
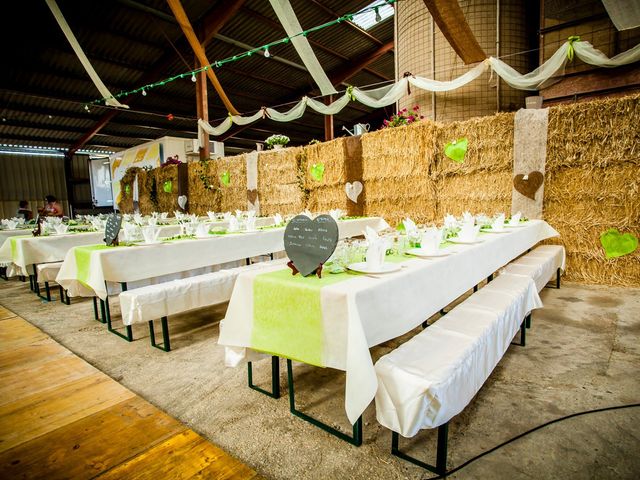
[422,0,485,64]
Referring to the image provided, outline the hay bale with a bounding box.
[543,164,639,287]
[436,171,512,219]
[215,154,247,213]
[154,164,179,213]
[187,160,220,215]
[361,121,439,225]
[435,112,515,177]
[137,170,157,215]
[116,167,141,213]
[546,94,640,170]
[257,147,305,215]
[304,138,352,213]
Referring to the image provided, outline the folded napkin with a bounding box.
[151,212,159,219]
[222,212,232,222]
[364,226,388,269]
[421,227,442,254]
[245,217,257,231]
[54,224,69,235]
[491,213,505,231]
[273,213,283,226]
[247,210,256,219]
[4,220,18,230]
[160,212,168,220]
[122,222,139,242]
[141,226,161,243]
[402,218,419,236]
[133,213,144,225]
[195,223,210,238]
[462,211,474,224]
[174,210,185,221]
[457,222,481,242]
[45,217,62,227]
[329,209,344,221]
[509,212,522,226]
[207,211,217,221]
[443,214,458,229]
[147,217,157,227]
[235,209,244,218]
[228,216,239,232]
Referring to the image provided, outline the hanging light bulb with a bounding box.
[142,89,147,96]
[191,72,197,82]
[374,6,382,23]
[263,46,270,58]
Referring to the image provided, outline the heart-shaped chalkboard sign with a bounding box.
[104,213,122,246]
[514,171,544,200]
[284,214,339,277]
[247,189,258,205]
[600,228,638,259]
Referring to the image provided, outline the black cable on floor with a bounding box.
[418,403,640,479]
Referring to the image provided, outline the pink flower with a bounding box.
[383,119,389,126]
[401,108,407,113]
[413,105,420,110]
[420,115,425,119]
[408,115,415,122]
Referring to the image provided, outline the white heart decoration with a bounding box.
[178,195,188,210]
[345,181,363,203]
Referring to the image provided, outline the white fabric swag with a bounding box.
[269,0,337,96]
[45,0,127,108]
[199,40,640,138]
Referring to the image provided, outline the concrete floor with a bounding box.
[0,278,638,479]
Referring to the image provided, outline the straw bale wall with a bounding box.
[361,121,439,226]
[435,113,515,219]
[257,147,305,215]
[544,95,640,286]
[154,165,180,213]
[137,170,156,215]
[215,154,247,213]
[303,138,350,213]
[186,160,220,215]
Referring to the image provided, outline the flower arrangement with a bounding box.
[265,134,290,149]
[382,105,424,128]
[162,155,182,167]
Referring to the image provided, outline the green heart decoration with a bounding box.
[220,171,231,186]
[124,184,131,195]
[600,229,638,259]
[310,163,325,182]
[444,137,468,163]
[162,180,172,193]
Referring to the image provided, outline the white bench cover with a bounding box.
[119,259,286,326]
[36,261,64,282]
[503,245,565,292]
[375,274,541,437]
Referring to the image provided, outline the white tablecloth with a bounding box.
[0,232,105,275]
[57,217,389,300]
[218,220,559,424]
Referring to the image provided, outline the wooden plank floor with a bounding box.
[0,305,261,480]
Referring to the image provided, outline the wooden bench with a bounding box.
[119,259,286,351]
[374,273,542,474]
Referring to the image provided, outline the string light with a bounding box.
[85,0,396,108]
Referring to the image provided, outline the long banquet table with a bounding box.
[57,217,389,300]
[218,220,559,425]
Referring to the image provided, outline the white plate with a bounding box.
[449,238,485,244]
[406,248,451,258]
[482,228,511,234]
[347,262,402,274]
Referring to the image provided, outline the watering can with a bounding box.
[342,123,370,136]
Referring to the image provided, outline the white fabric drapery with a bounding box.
[269,0,337,96]
[45,0,127,108]
[198,40,640,138]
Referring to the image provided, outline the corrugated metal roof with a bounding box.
[1,0,394,153]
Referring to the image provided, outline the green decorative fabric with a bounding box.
[567,35,581,61]
[252,268,349,366]
[74,245,111,286]
[163,180,172,193]
[220,171,231,186]
[252,254,409,365]
[310,163,325,181]
[9,236,31,260]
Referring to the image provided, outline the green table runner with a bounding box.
[252,253,408,366]
[74,245,112,287]
[9,236,32,260]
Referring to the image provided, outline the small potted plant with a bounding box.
[265,134,290,150]
[382,105,424,128]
